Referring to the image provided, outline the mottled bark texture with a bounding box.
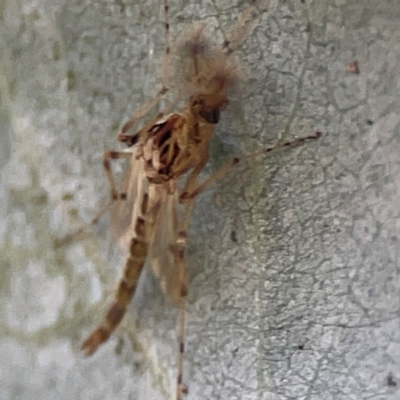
[1,1,400,399]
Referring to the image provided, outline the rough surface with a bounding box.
[1,0,400,399]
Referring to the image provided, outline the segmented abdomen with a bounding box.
[81,194,150,356]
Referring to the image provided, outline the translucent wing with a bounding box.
[148,185,184,304]
[111,150,149,249]
[111,153,184,304]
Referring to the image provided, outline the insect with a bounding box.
[74,1,322,399]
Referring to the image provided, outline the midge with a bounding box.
[76,1,321,399]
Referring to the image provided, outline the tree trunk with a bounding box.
[1,0,400,399]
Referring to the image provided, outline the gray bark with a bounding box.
[1,0,400,399]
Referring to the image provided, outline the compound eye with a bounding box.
[199,108,220,124]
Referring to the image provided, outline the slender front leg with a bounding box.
[117,87,168,143]
[181,131,322,200]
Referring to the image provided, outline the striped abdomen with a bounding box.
[81,194,150,356]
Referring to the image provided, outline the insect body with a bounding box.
[77,3,321,399]
[82,33,241,400]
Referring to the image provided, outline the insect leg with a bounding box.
[181,132,322,201]
[117,87,168,140]
[172,159,210,400]
[173,200,196,400]
[172,131,320,394]
[103,150,133,200]
[162,0,171,88]
[54,200,115,247]
[55,151,133,247]
[221,1,267,55]
[118,0,171,141]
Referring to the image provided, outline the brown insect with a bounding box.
[73,1,321,399]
